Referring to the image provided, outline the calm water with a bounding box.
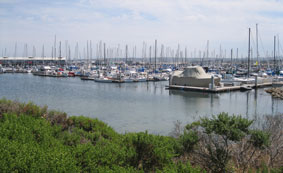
[0,73,282,135]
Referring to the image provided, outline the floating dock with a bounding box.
[166,82,283,93]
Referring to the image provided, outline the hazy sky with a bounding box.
[1,0,283,58]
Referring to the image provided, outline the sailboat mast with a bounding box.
[125,45,128,64]
[207,40,209,59]
[256,24,259,69]
[104,43,106,65]
[185,47,187,64]
[14,42,17,57]
[90,40,92,61]
[160,44,164,67]
[231,48,233,69]
[54,35,56,58]
[59,41,61,58]
[149,46,152,68]
[237,48,239,59]
[68,46,71,62]
[273,36,276,72]
[41,45,44,58]
[248,28,251,78]
[87,40,89,66]
[51,47,53,59]
[32,46,36,57]
[154,40,157,73]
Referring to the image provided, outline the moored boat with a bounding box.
[94,77,113,83]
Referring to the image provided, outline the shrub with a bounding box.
[177,129,199,155]
[0,114,78,172]
[187,113,270,173]
[0,98,21,116]
[160,161,204,173]
[69,116,118,140]
[73,139,132,172]
[20,102,47,118]
[124,132,177,171]
[0,99,279,172]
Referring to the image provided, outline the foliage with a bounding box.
[0,114,77,172]
[249,130,270,149]
[186,112,271,173]
[160,161,204,173]
[0,99,280,172]
[200,112,253,141]
[73,140,132,172]
[0,99,200,172]
[177,130,199,154]
[69,116,118,140]
[124,132,177,171]
[261,114,283,168]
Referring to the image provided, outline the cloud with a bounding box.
[0,0,283,57]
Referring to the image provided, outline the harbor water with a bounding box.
[1,73,282,135]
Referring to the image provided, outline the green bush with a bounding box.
[200,112,253,141]
[249,130,270,149]
[20,102,47,118]
[0,114,78,173]
[188,112,271,173]
[160,161,204,173]
[46,110,67,127]
[0,99,278,172]
[0,98,21,116]
[124,132,177,171]
[69,116,118,140]
[73,139,132,172]
[177,130,199,154]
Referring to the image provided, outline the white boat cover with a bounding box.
[170,66,220,87]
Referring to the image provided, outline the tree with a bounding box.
[187,113,270,172]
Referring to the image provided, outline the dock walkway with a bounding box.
[166,82,283,93]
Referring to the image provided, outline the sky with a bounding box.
[1,0,283,58]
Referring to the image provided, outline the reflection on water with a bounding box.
[0,74,282,135]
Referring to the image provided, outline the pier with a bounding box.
[166,82,283,93]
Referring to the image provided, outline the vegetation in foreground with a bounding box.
[0,99,282,172]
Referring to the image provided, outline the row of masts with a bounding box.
[2,41,282,62]
[1,28,283,68]
[247,24,281,76]
[3,43,281,61]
